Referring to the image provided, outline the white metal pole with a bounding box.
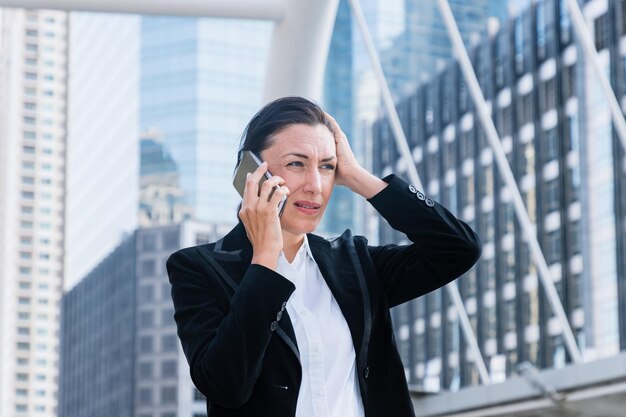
[0,0,285,21]
[348,0,492,385]
[262,0,339,102]
[564,0,626,155]
[436,0,583,363]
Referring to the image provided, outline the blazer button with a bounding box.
[276,311,283,321]
[408,184,417,194]
[269,321,279,332]
[281,301,287,311]
[416,191,426,201]
[363,366,370,379]
[425,198,435,207]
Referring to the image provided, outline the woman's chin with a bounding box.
[281,218,321,237]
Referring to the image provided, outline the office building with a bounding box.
[319,0,511,237]
[66,12,140,288]
[139,16,272,225]
[373,0,626,390]
[67,15,272,287]
[0,8,68,417]
[59,221,232,417]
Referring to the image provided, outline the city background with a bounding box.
[1,0,626,416]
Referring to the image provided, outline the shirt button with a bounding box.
[269,321,279,331]
[364,366,370,379]
[416,191,426,201]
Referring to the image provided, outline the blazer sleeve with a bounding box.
[366,174,481,307]
[166,250,295,408]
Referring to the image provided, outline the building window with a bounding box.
[140,311,154,328]
[139,362,153,379]
[161,335,178,352]
[539,78,556,113]
[163,230,179,250]
[594,13,610,51]
[461,174,475,207]
[570,221,581,254]
[161,360,177,378]
[139,336,153,353]
[460,129,474,160]
[141,259,156,277]
[139,285,154,303]
[496,106,512,137]
[142,234,156,251]
[161,386,177,404]
[544,179,559,212]
[138,388,153,405]
[517,93,533,126]
[543,128,559,162]
[17,342,30,351]
[161,308,174,326]
[545,230,561,264]
[562,64,575,101]
[196,233,212,245]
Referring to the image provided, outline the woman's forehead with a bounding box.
[267,124,335,155]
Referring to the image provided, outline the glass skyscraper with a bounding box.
[140,16,272,226]
[372,0,626,391]
[322,0,510,236]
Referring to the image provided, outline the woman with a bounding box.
[166,96,481,417]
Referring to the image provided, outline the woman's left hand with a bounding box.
[326,112,387,199]
[325,113,362,187]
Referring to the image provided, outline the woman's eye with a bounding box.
[287,161,304,167]
[321,164,336,171]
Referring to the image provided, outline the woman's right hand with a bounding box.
[238,162,289,270]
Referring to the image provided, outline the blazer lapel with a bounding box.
[307,232,370,365]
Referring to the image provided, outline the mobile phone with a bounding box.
[233,151,287,216]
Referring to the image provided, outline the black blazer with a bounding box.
[166,175,481,417]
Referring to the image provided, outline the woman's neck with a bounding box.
[282,231,305,263]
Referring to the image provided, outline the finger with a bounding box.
[243,162,269,202]
[324,112,344,141]
[257,175,285,204]
[265,185,290,215]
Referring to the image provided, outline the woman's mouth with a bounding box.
[294,200,321,215]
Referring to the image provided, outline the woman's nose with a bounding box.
[303,169,322,194]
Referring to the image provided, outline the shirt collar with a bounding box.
[279,234,315,266]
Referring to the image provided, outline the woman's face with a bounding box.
[260,123,336,238]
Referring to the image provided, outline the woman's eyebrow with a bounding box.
[282,152,337,162]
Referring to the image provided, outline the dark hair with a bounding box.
[235,96,335,171]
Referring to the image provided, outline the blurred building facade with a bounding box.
[66,12,140,288]
[139,16,272,226]
[67,15,271,288]
[60,221,232,417]
[0,8,68,417]
[321,0,511,238]
[373,0,626,390]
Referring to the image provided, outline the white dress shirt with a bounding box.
[277,235,365,417]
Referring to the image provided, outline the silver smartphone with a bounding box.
[233,151,287,216]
